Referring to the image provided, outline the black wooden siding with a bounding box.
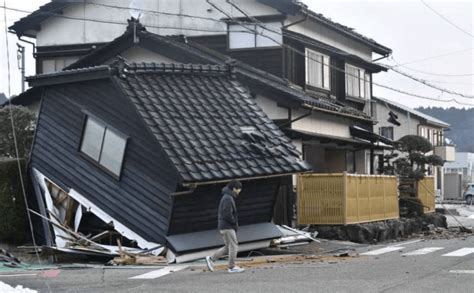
[190,35,284,78]
[330,58,346,101]
[168,177,281,235]
[30,80,179,244]
[283,38,305,87]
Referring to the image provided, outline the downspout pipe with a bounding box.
[16,35,36,57]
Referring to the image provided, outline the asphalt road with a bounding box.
[1,236,473,293]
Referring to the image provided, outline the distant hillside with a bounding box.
[416,107,474,152]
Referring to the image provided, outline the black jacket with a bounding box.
[217,186,239,231]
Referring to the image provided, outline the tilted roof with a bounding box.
[27,62,312,183]
[64,27,373,121]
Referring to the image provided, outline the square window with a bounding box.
[380,127,394,140]
[228,21,282,49]
[80,115,127,178]
[100,129,127,176]
[80,117,105,161]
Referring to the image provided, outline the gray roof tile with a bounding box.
[115,62,311,182]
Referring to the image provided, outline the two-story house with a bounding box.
[372,96,455,199]
[10,0,393,176]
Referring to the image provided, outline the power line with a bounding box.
[389,47,474,67]
[420,0,474,39]
[1,5,235,34]
[3,3,473,106]
[74,1,223,24]
[2,2,51,292]
[209,0,474,106]
[384,65,474,99]
[389,58,474,77]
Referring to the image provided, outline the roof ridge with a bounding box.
[119,62,232,76]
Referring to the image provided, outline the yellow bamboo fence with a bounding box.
[417,176,436,213]
[297,173,399,225]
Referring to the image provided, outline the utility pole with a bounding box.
[17,44,25,93]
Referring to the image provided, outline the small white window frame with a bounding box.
[305,48,331,90]
[79,114,128,179]
[345,64,369,99]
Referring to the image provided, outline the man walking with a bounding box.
[206,180,245,273]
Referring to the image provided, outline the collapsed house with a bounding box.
[26,61,311,261]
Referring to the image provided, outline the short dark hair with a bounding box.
[227,180,242,190]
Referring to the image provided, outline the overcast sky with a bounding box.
[1,0,473,108]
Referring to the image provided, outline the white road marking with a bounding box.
[450,270,474,274]
[361,246,405,256]
[129,265,188,280]
[402,247,444,256]
[0,274,37,277]
[443,248,474,257]
[391,239,422,247]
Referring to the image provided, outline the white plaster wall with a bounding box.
[254,95,288,120]
[36,0,280,46]
[286,16,373,61]
[373,101,420,141]
[118,46,176,63]
[291,109,351,138]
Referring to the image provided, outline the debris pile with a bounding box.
[108,240,167,266]
[0,248,22,268]
[270,225,319,248]
[30,171,164,263]
[409,225,472,240]
[309,213,449,244]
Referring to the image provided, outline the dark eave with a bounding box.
[26,66,112,87]
[284,30,388,73]
[257,0,392,56]
[2,87,42,107]
[9,1,77,38]
[350,126,393,146]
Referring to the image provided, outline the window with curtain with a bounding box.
[305,48,330,90]
[346,64,370,99]
[380,126,394,140]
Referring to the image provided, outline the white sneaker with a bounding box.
[205,256,214,272]
[228,266,245,273]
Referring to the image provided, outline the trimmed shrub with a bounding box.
[0,159,28,244]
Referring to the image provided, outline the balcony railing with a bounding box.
[434,145,456,162]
